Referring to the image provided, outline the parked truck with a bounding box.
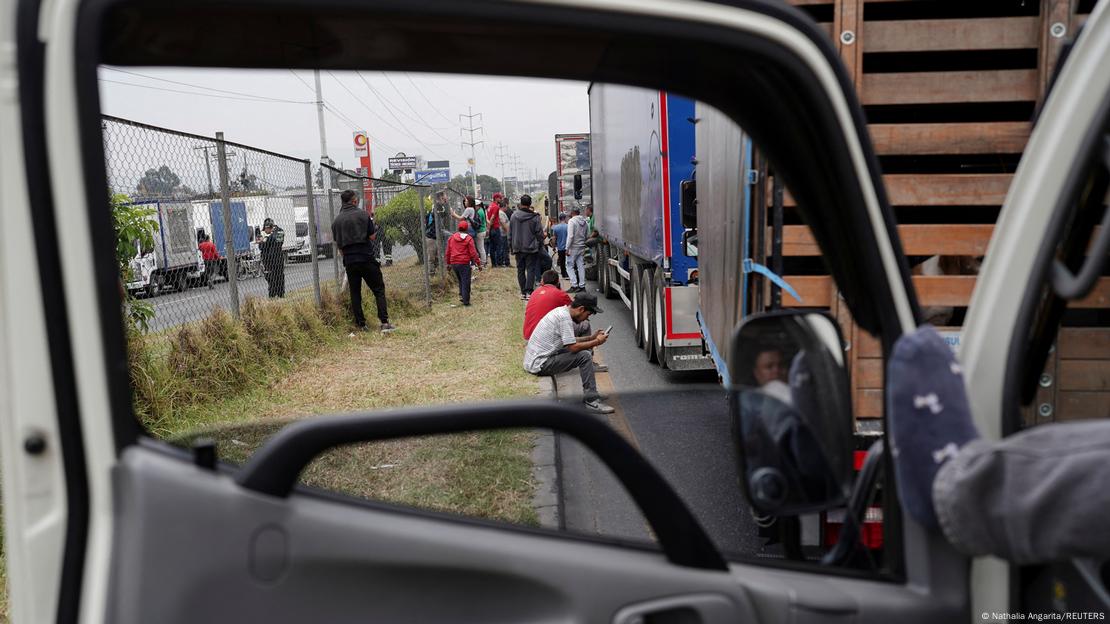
[589,85,712,370]
[124,200,207,297]
[554,132,591,214]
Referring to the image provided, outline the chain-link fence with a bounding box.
[103,115,438,333]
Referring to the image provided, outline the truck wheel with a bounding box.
[654,272,668,369]
[631,266,644,349]
[172,270,188,292]
[641,269,657,362]
[144,274,164,298]
[601,245,618,300]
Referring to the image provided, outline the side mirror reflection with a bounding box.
[728,311,853,516]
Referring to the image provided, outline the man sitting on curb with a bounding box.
[523,292,614,414]
[524,270,608,372]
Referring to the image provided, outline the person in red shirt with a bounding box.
[488,192,505,267]
[445,220,481,306]
[524,269,609,371]
[198,234,220,289]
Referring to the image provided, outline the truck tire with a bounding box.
[641,269,657,362]
[631,266,644,349]
[653,271,668,369]
[144,273,164,298]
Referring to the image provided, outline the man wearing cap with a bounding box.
[445,220,481,306]
[523,292,614,414]
[259,217,286,298]
[331,189,396,333]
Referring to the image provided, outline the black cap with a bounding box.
[571,292,603,314]
[263,218,275,227]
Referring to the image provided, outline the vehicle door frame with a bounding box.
[9,0,972,620]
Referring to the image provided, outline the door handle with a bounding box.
[612,593,737,624]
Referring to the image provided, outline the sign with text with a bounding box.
[388,156,418,170]
[353,131,369,157]
[414,169,450,184]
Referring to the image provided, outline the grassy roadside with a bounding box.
[171,263,540,523]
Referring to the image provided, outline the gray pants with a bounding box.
[537,348,598,401]
[934,420,1110,564]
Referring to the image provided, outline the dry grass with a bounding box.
[165,266,540,525]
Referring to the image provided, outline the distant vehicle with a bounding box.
[124,200,207,297]
[590,85,711,370]
[554,132,590,214]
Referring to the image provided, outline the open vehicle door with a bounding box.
[0,0,1020,621]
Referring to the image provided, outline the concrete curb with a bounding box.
[532,376,562,530]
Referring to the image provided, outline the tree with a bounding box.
[111,192,159,331]
[379,168,401,183]
[375,189,432,264]
[136,165,191,198]
[447,172,501,197]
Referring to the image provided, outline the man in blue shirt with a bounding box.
[550,213,569,278]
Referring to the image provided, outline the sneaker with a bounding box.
[583,398,615,414]
[380,322,397,333]
[593,362,609,373]
[520,293,528,301]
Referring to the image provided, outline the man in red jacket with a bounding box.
[198,234,220,289]
[524,269,608,371]
[445,220,481,306]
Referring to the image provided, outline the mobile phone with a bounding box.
[602,325,613,335]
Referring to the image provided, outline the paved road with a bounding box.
[145,245,415,332]
[558,279,768,559]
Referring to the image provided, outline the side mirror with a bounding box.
[682,230,697,257]
[680,179,697,228]
[728,311,852,516]
[573,173,583,200]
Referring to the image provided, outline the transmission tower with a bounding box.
[459,107,484,199]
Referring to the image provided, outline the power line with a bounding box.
[355,71,456,147]
[405,73,461,129]
[347,71,453,161]
[102,67,314,104]
[381,72,452,131]
[99,78,314,105]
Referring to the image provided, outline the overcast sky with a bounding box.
[98,67,591,182]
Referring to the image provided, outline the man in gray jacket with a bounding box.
[509,194,544,300]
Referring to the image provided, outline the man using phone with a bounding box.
[523,270,608,372]
[523,292,614,414]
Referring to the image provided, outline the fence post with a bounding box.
[304,160,321,307]
[216,132,240,318]
[328,187,339,289]
[418,186,432,308]
[434,198,447,291]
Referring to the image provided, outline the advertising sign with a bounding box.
[388,156,418,170]
[414,169,450,184]
[353,131,369,157]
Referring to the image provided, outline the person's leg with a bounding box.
[459,264,472,304]
[276,266,285,297]
[558,250,567,278]
[346,264,367,327]
[516,253,528,295]
[425,238,438,274]
[525,253,541,295]
[476,232,487,266]
[365,263,390,324]
[573,251,586,289]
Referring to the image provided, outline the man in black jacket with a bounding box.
[331,190,396,333]
[509,194,544,300]
[259,218,286,298]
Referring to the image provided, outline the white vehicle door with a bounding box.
[0,0,1018,621]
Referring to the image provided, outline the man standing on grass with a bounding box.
[331,189,396,333]
[523,292,614,414]
[509,194,544,300]
[565,206,589,293]
[445,220,481,306]
[488,192,504,267]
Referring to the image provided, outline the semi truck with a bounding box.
[124,200,207,297]
[553,133,591,214]
[589,84,712,370]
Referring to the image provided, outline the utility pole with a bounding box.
[459,107,483,199]
[313,69,329,186]
[193,145,215,197]
[494,143,509,197]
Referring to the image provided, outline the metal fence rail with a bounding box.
[103,115,438,333]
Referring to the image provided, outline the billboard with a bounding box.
[353,131,369,157]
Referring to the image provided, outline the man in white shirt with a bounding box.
[565,207,590,292]
[523,293,614,413]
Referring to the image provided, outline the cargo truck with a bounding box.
[553,133,591,214]
[124,200,207,297]
[589,84,712,370]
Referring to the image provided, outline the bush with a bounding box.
[375,190,432,263]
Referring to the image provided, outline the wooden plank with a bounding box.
[1058,328,1110,359]
[886,174,1013,206]
[817,22,834,38]
[835,0,864,88]
[858,331,882,358]
[1077,279,1110,309]
[1040,0,1077,95]
[857,389,883,419]
[1059,360,1110,392]
[862,70,1038,105]
[776,174,1013,206]
[865,17,1039,52]
[1057,391,1110,421]
[781,275,976,308]
[778,276,833,308]
[856,357,884,389]
[780,224,995,257]
[870,122,1031,155]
